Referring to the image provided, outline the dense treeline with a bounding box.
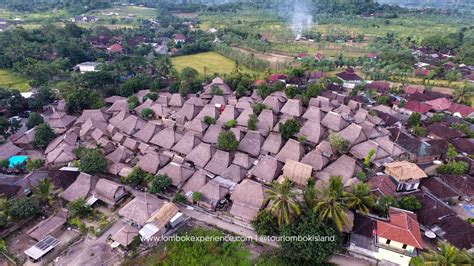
[0,0,110,13]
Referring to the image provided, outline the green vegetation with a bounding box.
[32,123,55,149]
[329,133,351,154]
[171,52,254,75]
[26,112,43,129]
[264,178,301,226]
[26,158,44,172]
[217,130,239,152]
[75,147,107,175]
[278,119,300,140]
[436,161,469,175]
[0,69,30,92]
[411,242,472,266]
[247,114,258,130]
[121,167,152,187]
[67,198,92,219]
[203,116,216,125]
[150,174,172,194]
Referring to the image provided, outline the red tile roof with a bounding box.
[415,69,430,77]
[367,175,397,196]
[424,98,452,111]
[448,103,474,117]
[404,86,425,95]
[404,100,431,113]
[108,44,123,53]
[376,208,423,249]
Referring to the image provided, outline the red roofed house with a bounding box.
[267,74,288,83]
[336,67,363,83]
[415,68,430,77]
[297,52,309,59]
[315,52,323,61]
[367,53,377,60]
[447,103,474,117]
[107,44,123,53]
[424,97,452,111]
[374,207,423,265]
[402,100,432,114]
[366,81,391,94]
[404,86,425,95]
[174,34,187,44]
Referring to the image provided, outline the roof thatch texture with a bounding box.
[232,152,253,170]
[281,99,303,116]
[252,155,282,183]
[384,161,427,181]
[137,152,170,174]
[158,162,195,188]
[204,150,232,175]
[262,95,286,113]
[216,106,240,125]
[109,110,129,127]
[257,109,276,136]
[321,111,349,132]
[261,132,284,155]
[195,104,220,121]
[106,145,133,164]
[169,93,185,107]
[185,143,215,168]
[118,194,164,226]
[116,115,147,135]
[230,179,265,221]
[172,133,201,155]
[283,160,313,186]
[147,202,179,229]
[315,155,356,183]
[184,119,208,134]
[301,149,329,171]
[350,140,390,160]
[236,97,254,110]
[275,139,304,163]
[94,178,125,205]
[238,131,265,157]
[133,122,161,143]
[175,103,202,121]
[134,99,154,114]
[112,224,139,247]
[182,169,208,194]
[202,124,223,144]
[338,123,367,145]
[221,164,246,183]
[302,106,324,121]
[26,209,68,241]
[62,172,98,202]
[236,108,253,127]
[76,109,110,124]
[150,128,182,149]
[296,119,325,144]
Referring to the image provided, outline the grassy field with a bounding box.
[0,69,30,92]
[171,52,256,76]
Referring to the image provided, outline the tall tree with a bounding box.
[345,183,375,215]
[265,178,301,225]
[413,242,472,266]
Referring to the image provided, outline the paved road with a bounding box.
[179,206,370,266]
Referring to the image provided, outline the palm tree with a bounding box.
[453,83,474,105]
[417,242,472,266]
[155,56,173,77]
[345,183,375,215]
[303,178,317,210]
[265,178,301,226]
[313,175,351,232]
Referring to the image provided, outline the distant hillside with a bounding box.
[375,0,471,9]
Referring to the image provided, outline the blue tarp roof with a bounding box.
[8,155,28,168]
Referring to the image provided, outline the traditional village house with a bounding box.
[252,155,283,183]
[232,152,254,170]
[171,132,201,156]
[116,115,147,136]
[282,160,313,187]
[133,122,161,143]
[216,105,240,125]
[205,150,232,176]
[137,152,170,174]
[384,161,427,191]
[181,170,208,196]
[302,105,324,121]
[76,109,110,125]
[221,164,246,183]
[230,179,265,222]
[256,109,276,137]
[235,97,254,110]
[61,172,98,202]
[26,209,68,241]
[261,132,284,156]
[321,111,349,132]
[118,194,164,226]
[296,119,325,144]
[202,77,232,98]
[275,139,304,163]
[202,124,223,144]
[195,104,221,121]
[338,123,367,146]
[238,131,265,157]
[111,224,139,249]
[168,93,185,108]
[301,149,329,172]
[280,99,304,117]
[315,155,358,184]
[0,142,23,161]
[197,177,233,210]
[13,128,36,149]
[185,143,215,168]
[134,99,154,114]
[262,95,286,114]
[210,95,226,107]
[336,68,363,84]
[150,128,182,149]
[93,179,126,206]
[236,108,253,127]
[158,161,195,188]
[310,96,333,112]
[107,99,129,113]
[184,118,208,135]
[46,109,76,133]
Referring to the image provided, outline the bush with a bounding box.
[279,119,300,140]
[8,197,40,220]
[251,210,280,236]
[247,114,258,130]
[143,92,158,101]
[355,171,366,181]
[284,86,298,99]
[211,85,223,96]
[224,119,237,129]
[192,192,202,203]
[329,133,351,154]
[26,159,44,172]
[77,148,107,175]
[204,116,216,125]
[173,193,187,203]
[32,123,55,149]
[375,195,398,217]
[252,103,266,115]
[150,174,172,194]
[128,95,139,109]
[436,161,469,175]
[140,108,154,119]
[407,112,422,127]
[412,126,427,137]
[26,112,44,129]
[428,113,445,124]
[67,198,92,219]
[217,131,239,152]
[121,167,146,186]
[397,196,422,211]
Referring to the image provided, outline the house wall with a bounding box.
[377,237,415,253]
[375,247,412,266]
[114,187,126,201]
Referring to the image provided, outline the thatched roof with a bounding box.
[109,110,129,127]
[80,118,107,139]
[199,178,231,205]
[195,104,220,121]
[62,172,97,202]
[94,179,125,205]
[302,106,324,121]
[46,110,76,130]
[261,132,284,155]
[134,99,154,114]
[156,94,170,106]
[158,162,195,188]
[334,104,353,116]
[116,115,147,135]
[184,118,209,134]
[147,202,180,229]
[236,108,253,127]
[150,104,171,117]
[221,164,246,183]
[185,143,215,168]
[172,133,201,155]
[275,139,304,163]
[210,95,226,106]
[316,155,357,183]
[46,145,76,166]
[272,115,293,132]
[252,155,282,183]
[150,128,182,149]
[321,111,349,132]
[283,160,313,186]
[232,152,253,170]
[185,97,206,107]
[338,123,367,145]
[375,136,404,157]
[301,149,329,171]
[106,145,133,164]
[175,103,202,121]
[123,137,139,151]
[133,122,161,143]
[350,140,390,160]
[384,161,427,181]
[169,93,185,107]
[309,96,333,112]
[202,124,223,144]
[230,179,265,221]
[204,150,232,175]
[112,224,139,247]
[118,194,164,226]
[236,97,254,109]
[45,131,78,154]
[0,142,21,161]
[216,106,240,125]
[257,109,276,136]
[281,99,303,116]
[238,131,265,157]
[182,169,208,194]
[76,109,110,124]
[296,119,325,144]
[262,95,286,113]
[26,209,68,241]
[317,140,334,157]
[203,77,232,96]
[137,152,170,174]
